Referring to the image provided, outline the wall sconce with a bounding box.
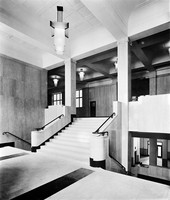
[79,69,85,81]
[113,57,118,69]
[50,6,69,55]
[110,56,118,69]
[50,75,60,87]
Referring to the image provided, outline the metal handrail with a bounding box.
[92,112,127,173]
[94,131,108,136]
[2,132,31,145]
[93,112,115,134]
[35,114,64,131]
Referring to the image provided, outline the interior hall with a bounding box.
[0,0,170,199]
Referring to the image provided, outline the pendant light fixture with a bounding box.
[79,69,85,81]
[50,6,69,55]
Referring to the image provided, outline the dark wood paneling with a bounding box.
[132,78,149,97]
[76,88,89,117]
[157,74,170,94]
[0,56,47,150]
[88,84,117,116]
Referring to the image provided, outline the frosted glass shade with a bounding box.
[79,71,85,81]
[54,28,65,55]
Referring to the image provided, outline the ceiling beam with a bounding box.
[78,49,116,66]
[85,63,114,79]
[131,41,154,71]
[137,30,170,48]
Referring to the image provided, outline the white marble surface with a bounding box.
[47,168,170,200]
[0,146,30,157]
[0,147,170,200]
[0,148,84,200]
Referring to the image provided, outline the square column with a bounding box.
[65,58,76,114]
[149,138,157,166]
[149,71,157,95]
[168,140,170,167]
[162,140,168,167]
[117,38,131,170]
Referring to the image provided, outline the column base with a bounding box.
[89,158,105,169]
[31,146,39,152]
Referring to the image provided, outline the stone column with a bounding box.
[149,71,157,95]
[162,140,168,167]
[168,140,170,168]
[65,58,76,114]
[117,38,131,170]
[149,138,157,166]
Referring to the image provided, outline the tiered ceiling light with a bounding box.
[111,57,118,69]
[79,69,85,81]
[50,6,69,55]
[50,75,60,87]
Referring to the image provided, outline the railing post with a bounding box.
[31,130,44,152]
[89,132,109,169]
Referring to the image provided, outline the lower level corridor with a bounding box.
[0,147,170,200]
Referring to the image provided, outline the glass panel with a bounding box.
[158,146,162,157]
[157,142,162,146]
[76,90,79,97]
[80,90,82,97]
[53,94,57,100]
[80,98,82,107]
[76,99,79,107]
[54,101,57,105]
[57,94,60,100]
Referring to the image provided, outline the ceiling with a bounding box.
[0,0,169,86]
[48,29,170,89]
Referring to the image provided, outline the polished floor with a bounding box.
[0,147,170,200]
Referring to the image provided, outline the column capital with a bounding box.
[64,58,77,66]
[117,37,129,45]
[71,59,77,65]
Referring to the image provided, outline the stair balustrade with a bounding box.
[35,114,64,131]
[93,112,115,134]
[91,112,129,174]
[2,132,31,146]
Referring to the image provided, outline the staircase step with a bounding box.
[65,127,95,132]
[52,137,89,144]
[49,137,89,148]
[74,117,107,121]
[55,134,90,141]
[44,142,89,153]
[71,122,105,126]
[66,127,97,132]
[37,151,89,164]
[60,131,90,137]
[36,117,108,164]
[38,147,89,161]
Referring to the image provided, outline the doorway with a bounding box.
[90,101,96,117]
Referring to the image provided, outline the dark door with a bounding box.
[90,101,96,117]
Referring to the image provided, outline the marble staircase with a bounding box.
[37,117,107,164]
